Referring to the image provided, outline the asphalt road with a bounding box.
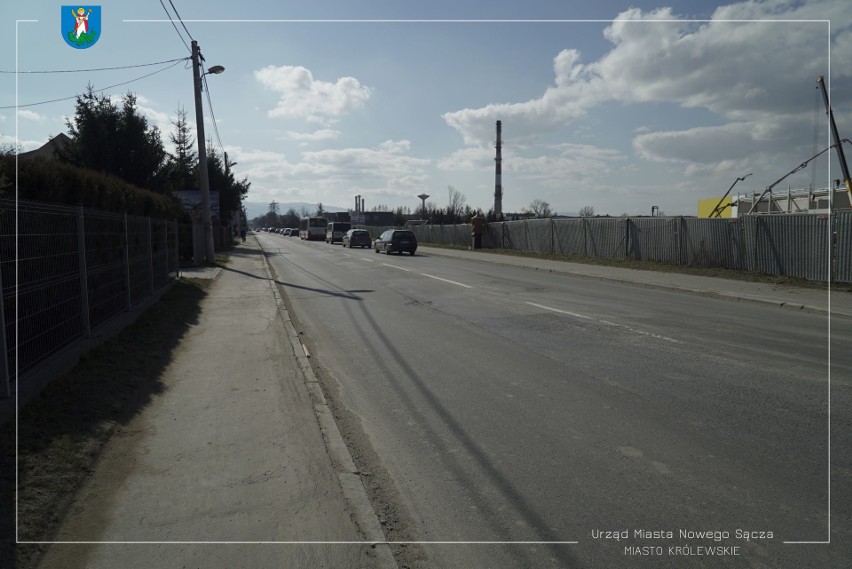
[258,231,852,569]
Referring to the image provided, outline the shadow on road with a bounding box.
[219,265,372,300]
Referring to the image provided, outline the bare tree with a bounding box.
[446,185,467,224]
[578,206,595,217]
[283,207,299,227]
[524,199,553,219]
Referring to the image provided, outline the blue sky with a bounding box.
[3,0,849,217]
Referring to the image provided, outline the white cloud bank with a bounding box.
[16,110,47,122]
[443,0,849,174]
[228,139,432,204]
[255,65,372,125]
[285,129,341,143]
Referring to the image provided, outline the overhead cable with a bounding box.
[167,0,196,42]
[1,59,186,109]
[0,57,188,74]
[159,0,191,54]
[202,73,225,157]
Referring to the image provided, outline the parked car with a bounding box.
[374,229,417,255]
[283,228,293,236]
[342,229,372,248]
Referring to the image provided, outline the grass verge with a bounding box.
[421,243,850,292]
[1,276,211,569]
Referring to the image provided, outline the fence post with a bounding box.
[626,218,634,260]
[831,212,837,284]
[124,213,132,311]
[175,222,180,279]
[77,206,91,338]
[0,262,8,398]
[164,220,170,285]
[148,217,154,295]
[551,218,555,254]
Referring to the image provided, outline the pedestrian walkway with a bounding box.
[35,238,389,569]
[418,246,852,319]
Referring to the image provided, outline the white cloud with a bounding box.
[255,65,372,125]
[17,110,46,122]
[137,104,172,129]
[633,119,805,165]
[439,142,623,173]
[226,140,432,205]
[299,140,429,180]
[0,133,43,151]
[285,129,341,142]
[436,146,494,171]
[377,139,411,154]
[441,0,845,171]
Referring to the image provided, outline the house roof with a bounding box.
[17,133,72,160]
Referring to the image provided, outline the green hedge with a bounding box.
[1,156,189,222]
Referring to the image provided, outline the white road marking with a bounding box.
[382,263,412,272]
[525,302,593,320]
[360,257,376,263]
[525,302,680,344]
[599,319,681,343]
[420,273,473,289]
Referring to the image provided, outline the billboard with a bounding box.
[174,190,220,221]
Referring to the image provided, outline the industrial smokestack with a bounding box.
[361,197,365,212]
[494,120,503,219]
[355,195,360,212]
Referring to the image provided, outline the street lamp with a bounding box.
[191,40,224,264]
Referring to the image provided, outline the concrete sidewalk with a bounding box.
[418,245,852,319]
[35,238,393,569]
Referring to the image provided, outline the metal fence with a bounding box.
[408,212,850,283]
[0,199,180,397]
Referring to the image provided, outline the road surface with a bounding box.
[258,231,852,569]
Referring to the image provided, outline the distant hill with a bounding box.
[244,201,348,221]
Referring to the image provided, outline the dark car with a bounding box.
[342,229,372,248]
[375,229,417,255]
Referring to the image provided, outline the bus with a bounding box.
[325,222,351,244]
[299,216,327,240]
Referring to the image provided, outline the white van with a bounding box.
[325,222,351,243]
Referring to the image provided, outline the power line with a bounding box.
[1,59,186,109]
[167,0,196,42]
[159,0,191,54]
[0,57,188,74]
[202,73,225,158]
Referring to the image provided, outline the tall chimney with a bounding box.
[494,120,503,219]
[361,197,365,212]
[355,195,360,212]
